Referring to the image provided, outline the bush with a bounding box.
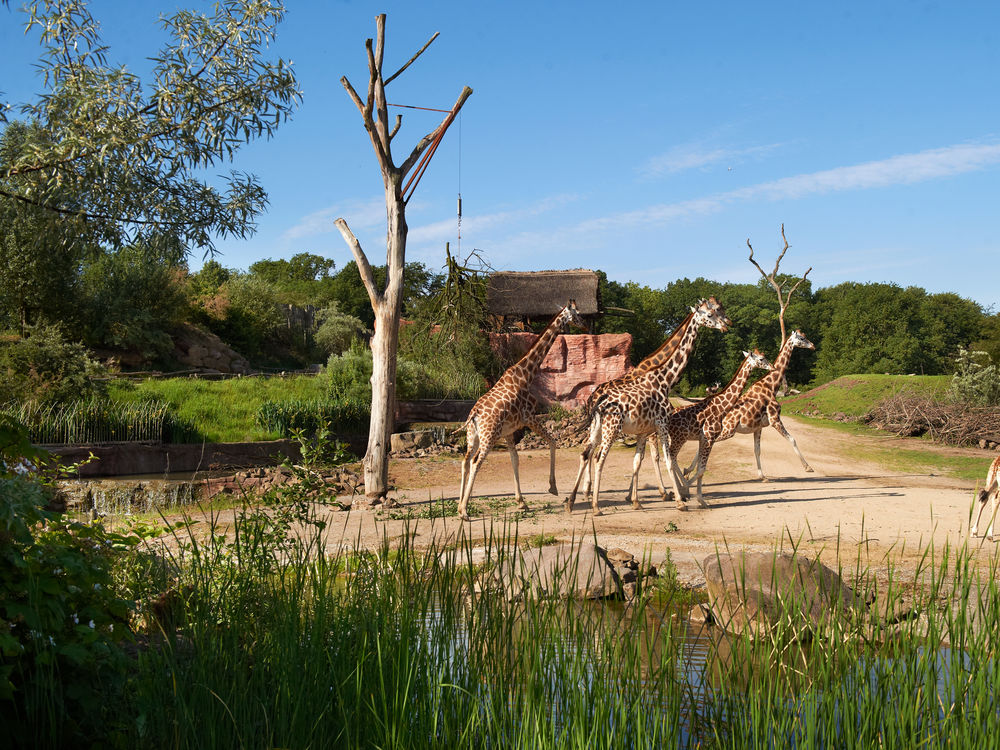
[0,420,144,746]
[325,342,374,401]
[256,397,370,437]
[313,305,369,358]
[948,347,1000,406]
[0,324,106,404]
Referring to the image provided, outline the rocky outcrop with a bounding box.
[489,333,632,408]
[172,323,251,374]
[703,552,860,639]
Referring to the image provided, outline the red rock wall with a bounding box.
[489,333,633,408]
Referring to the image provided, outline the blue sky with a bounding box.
[4,1,999,309]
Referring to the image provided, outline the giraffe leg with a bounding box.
[628,437,646,509]
[666,433,692,500]
[688,437,714,508]
[566,413,601,512]
[458,424,479,502]
[647,432,678,500]
[769,407,813,472]
[506,444,529,510]
[524,415,558,496]
[589,412,623,516]
[458,423,501,521]
[753,429,768,482]
[658,427,690,511]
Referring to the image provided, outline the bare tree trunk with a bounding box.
[336,15,471,498]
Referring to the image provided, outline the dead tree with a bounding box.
[335,15,472,498]
[747,224,811,392]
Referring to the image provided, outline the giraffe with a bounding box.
[970,453,1000,541]
[457,300,586,521]
[663,348,773,507]
[565,299,731,515]
[708,329,816,482]
[579,296,729,501]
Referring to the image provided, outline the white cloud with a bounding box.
[281,198,386,242]
[639,142,783,179]
[594,141,1000,233]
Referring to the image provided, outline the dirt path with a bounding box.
[332,417,999,580]
[163,416,1000,586]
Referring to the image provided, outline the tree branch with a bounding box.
[747,224,810,344]
[384,31,439,86]
[399,85,473,177]
[334,217,382,310]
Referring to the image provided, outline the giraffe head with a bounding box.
[557,299,588,332]
[744,348,774,371]
[787,329,816,351]
[690,296,732,332]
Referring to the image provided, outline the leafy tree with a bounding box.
[0,0,300,255]
[249,252,338,307]
[328,260,443,329]
[213,275,283,360]
[187,259,233,300]
[314,305,369,357]
[79,240,188,361]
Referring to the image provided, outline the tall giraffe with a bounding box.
[580,296,729,500]
[663,349,772,507]
[970,453,1000,541]
[457,301,586,521]
[709,329,816,482]
[565,299,731,515]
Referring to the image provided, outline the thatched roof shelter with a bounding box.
[486,269,600,319]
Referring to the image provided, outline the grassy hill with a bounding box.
[780,374,950,419]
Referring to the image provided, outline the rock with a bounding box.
[615,564,638,584]
[489,333,632,408]
[390,430,435,453]
[490,542,621,602]
[703,551,860,639]
[605,547,635,565]
[172,323,251,374]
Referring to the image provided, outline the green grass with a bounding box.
[781,374,951,419]
[108,375,327,442]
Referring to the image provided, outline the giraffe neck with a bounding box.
[507,311,565,384]
[632,311,694,376]
[656,313,704,389]
[758,339,796,393]
[710,356,759,409]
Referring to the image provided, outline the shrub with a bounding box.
[948,347,1000,406]
[0,420,145,746]
[256,397,370,437]
[0,324,106,404]
[324,342,373,401]
[313,305,369,358]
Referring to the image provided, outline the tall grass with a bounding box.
[255,396,369,436]
[17,492,1000,747]
[0,399,197,444]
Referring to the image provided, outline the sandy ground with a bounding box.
[163,416,1000,586]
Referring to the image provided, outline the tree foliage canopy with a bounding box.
[0,0,301,254]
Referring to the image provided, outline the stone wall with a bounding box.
[489,333,632,408]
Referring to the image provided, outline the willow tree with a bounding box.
[335,15,472,498]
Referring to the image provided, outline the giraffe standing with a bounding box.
[709,329,816,482]
[580,296,729,501]
[457,301,586,521]
[970,454,1000,541]
[663,349,773,507]
[565,299,731,515]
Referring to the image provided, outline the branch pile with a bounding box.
[862,394,1000,448]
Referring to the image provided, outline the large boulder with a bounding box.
[172,323,251,374]
[489,333,632,408]
[703,551,860,639]
[489,542,622,602]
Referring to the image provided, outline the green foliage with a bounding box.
[948,347,1000,406]
[1,0,301,254]
[324,343,375,402]
[313,304,369,357]
[0,324,106,404]
[328,260,441,327]
[79,241,188,361]
[248,252,338,307]
[0,423,158,746]
[256,397,370,437]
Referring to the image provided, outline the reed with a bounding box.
[0,399,197,445]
